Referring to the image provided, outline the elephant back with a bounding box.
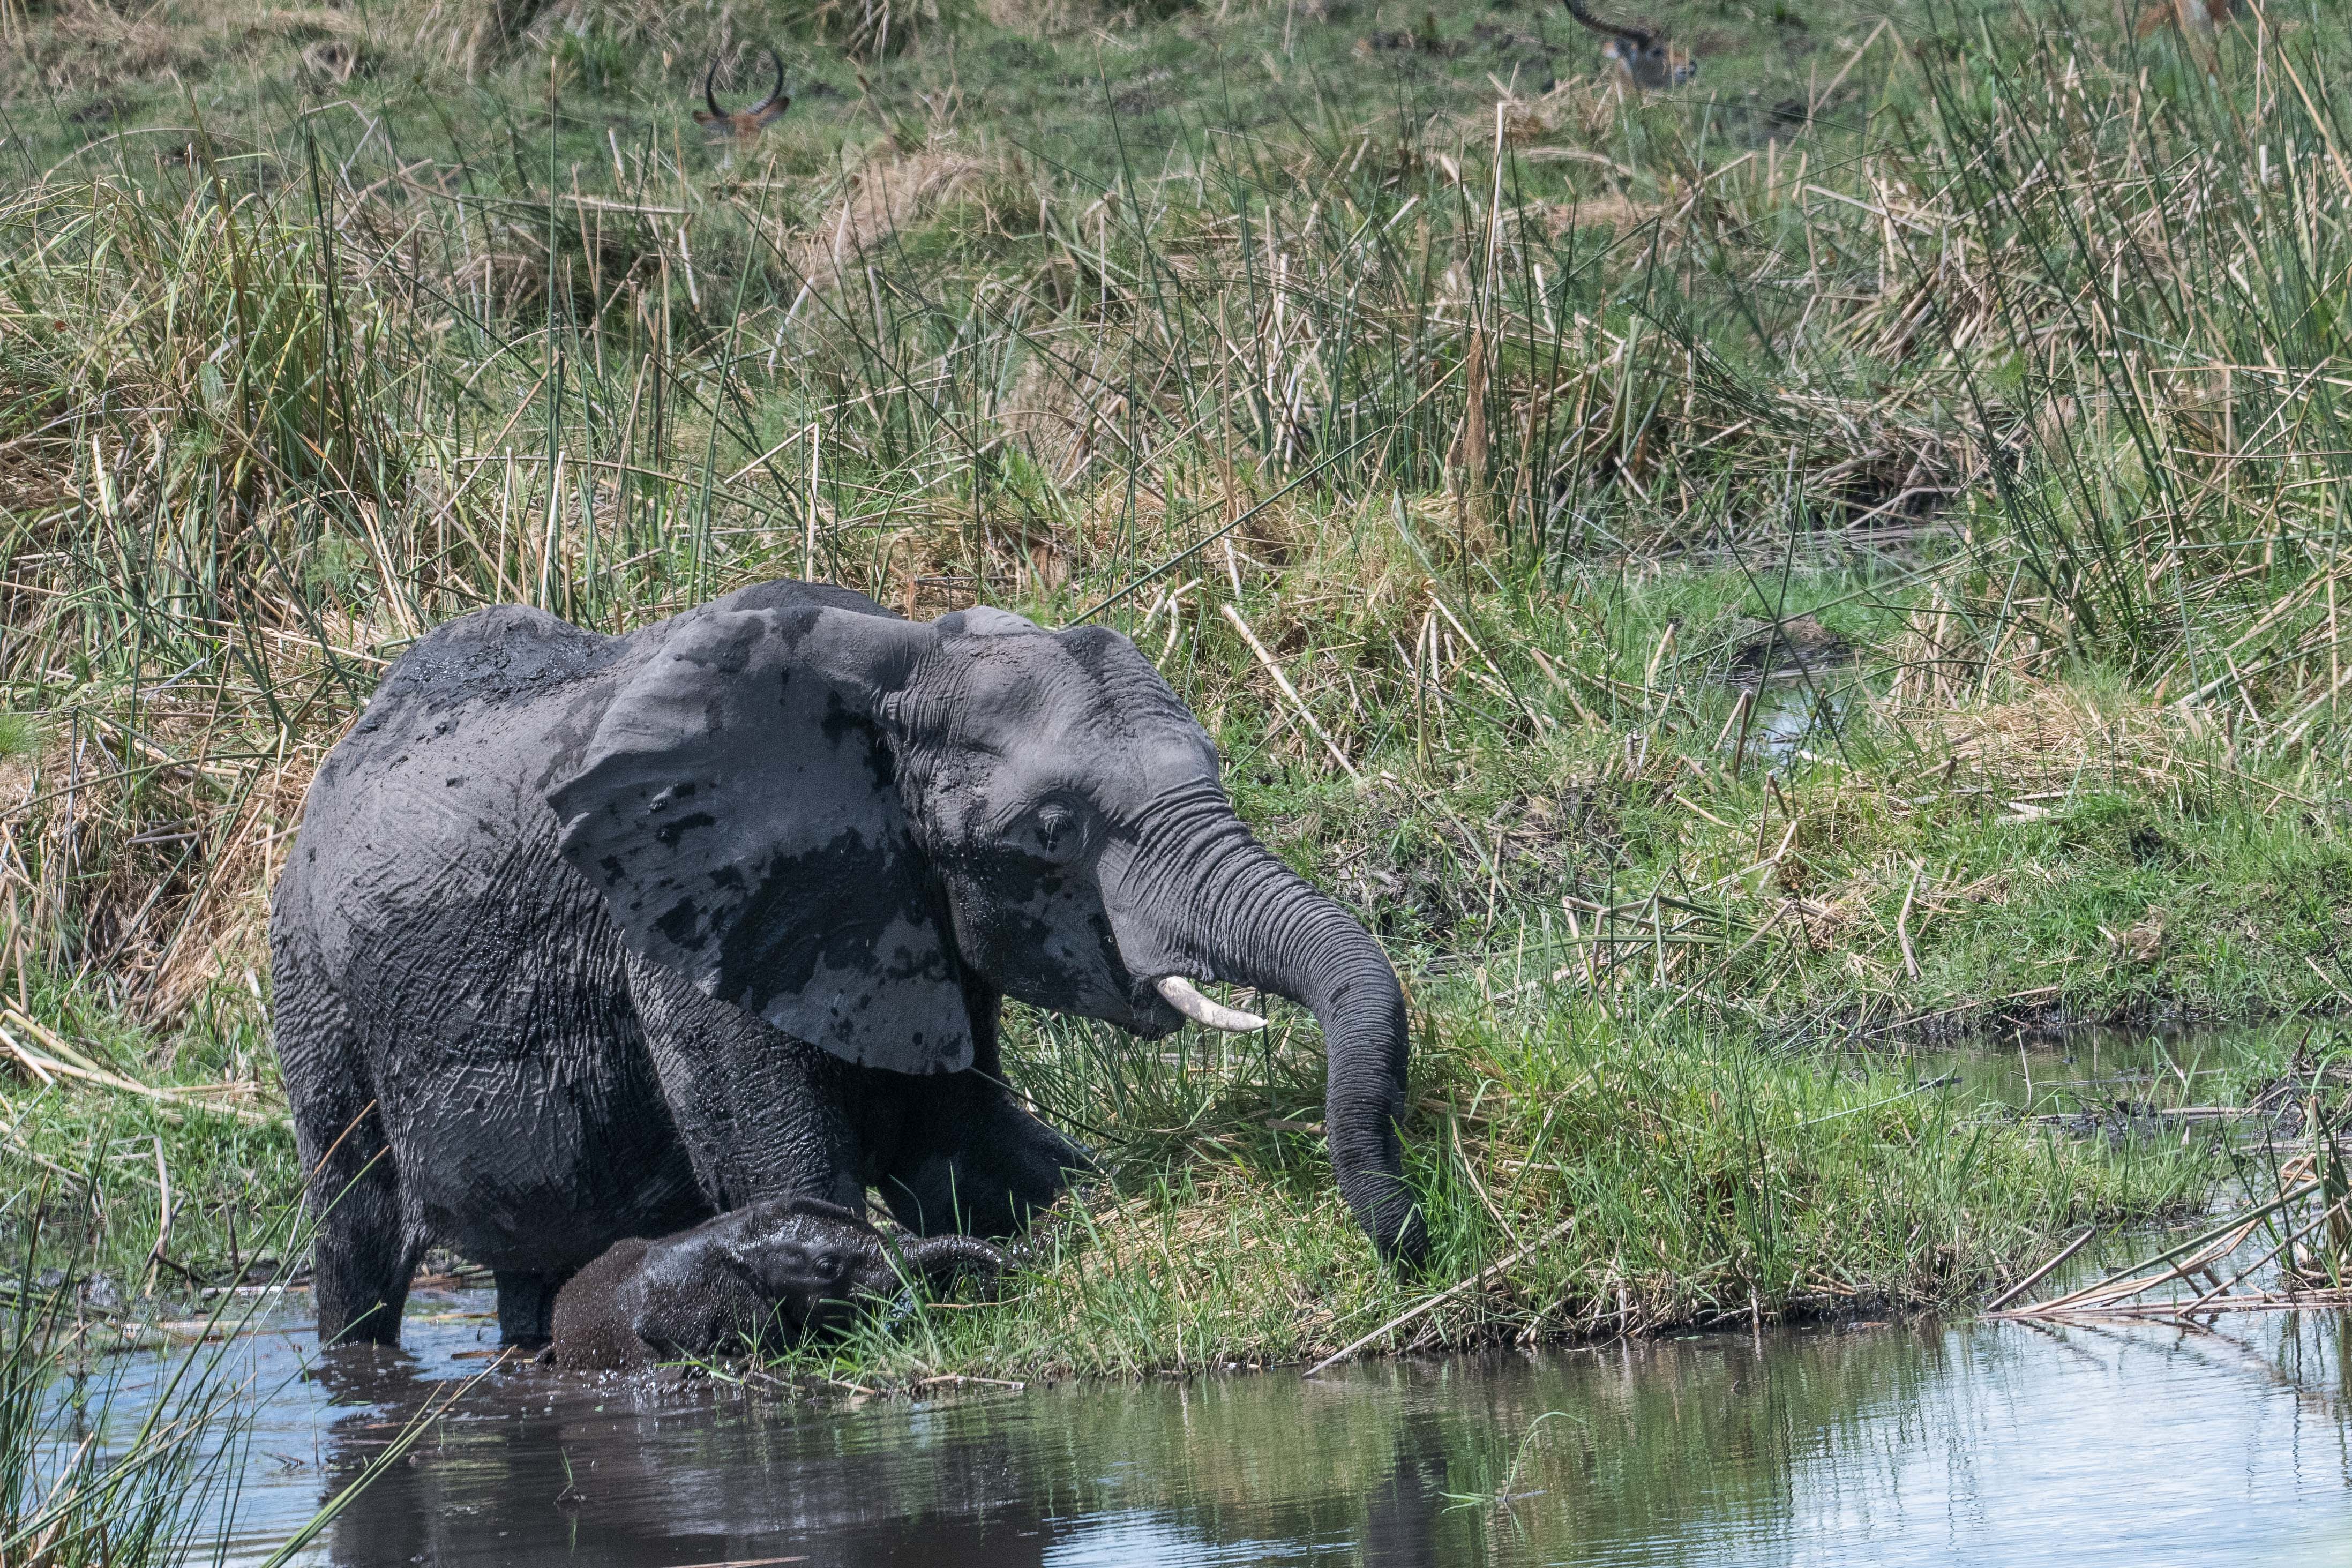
[350,605,613,736]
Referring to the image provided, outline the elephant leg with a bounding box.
[882,1078,1089,1239]
[304,1114,420,1347]
[279,949,421,1347]
[493,1271,566,1346]
[309,1145,421,1347]
[626,954,867,1212]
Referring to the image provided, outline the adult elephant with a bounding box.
[272,579,1424,1346]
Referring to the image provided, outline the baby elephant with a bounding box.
[545,1196,1005,1371]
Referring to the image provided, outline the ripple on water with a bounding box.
[82,1278,2352,1568]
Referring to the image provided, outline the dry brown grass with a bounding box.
[1924,687,2183,793]
[5,3,208,93]
[785,140,1016,291]
[978,0,1098,32]
[0,680,331,1022]
[1,1,377,93]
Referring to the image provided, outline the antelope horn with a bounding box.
[1154,975,1267,1033]
[1562,0,1656,48]
[749,47,788,115]
[703,59,724,119]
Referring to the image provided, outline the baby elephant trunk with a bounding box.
[891,1234,1008,1294]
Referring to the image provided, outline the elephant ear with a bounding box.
[545,605,971,1074]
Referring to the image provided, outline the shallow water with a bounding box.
[73,1025,2351,1566]
[1729,682,1856,767]
[1863,1021,2279,1118]
[93,1282,2352,1567]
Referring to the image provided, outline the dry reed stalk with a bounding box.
[143,1134,173,1297]
[0,1009,280,1125]
[1997,1175,2326,1319]
[1221,603,1359,782]
[1894,864,1923,981]
[2016,1293,2352,1320]
[1982,1227,2098,1313]
[2177,1197,2349,1314]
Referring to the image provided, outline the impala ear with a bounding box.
[546,605,970,1072]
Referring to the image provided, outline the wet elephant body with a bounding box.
[547,1196,1003,1371]
[273,579,1420,1347]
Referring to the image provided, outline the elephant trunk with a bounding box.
[850,1233,1005,1314]
[1110,790,1428,1269]
[897,1234,1008,1291]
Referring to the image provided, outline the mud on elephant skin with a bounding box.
[273,578,1422,1349]
[545,1196,1004,1371]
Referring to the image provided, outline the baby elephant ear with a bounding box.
[546,605,972,1074]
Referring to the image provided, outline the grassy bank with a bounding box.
[4,0,2352,1374]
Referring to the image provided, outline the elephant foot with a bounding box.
[884,1090,1090,1239]
[317,1294,409,1347]
[493,1271,564,1346]
[313,1230,423,1348]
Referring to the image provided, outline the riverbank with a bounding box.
[5,0,2352,1378]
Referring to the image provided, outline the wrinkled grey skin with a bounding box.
[545,1196,1003,1371]
[272,579,1422,1348]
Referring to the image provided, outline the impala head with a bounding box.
[693,48,790,143]
[1562,0,1696,90]
[2136,0,2235,41]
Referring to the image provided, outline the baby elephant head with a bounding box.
[712,1196,1005,1341]
[549,1197,1006,1370]
[692,48,790,144]
[546,592,1429,1269]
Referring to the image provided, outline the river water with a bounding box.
[73,1025,2352,1565]
[98,1276,2341,1567]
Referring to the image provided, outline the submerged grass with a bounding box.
[3,0,2352,1377]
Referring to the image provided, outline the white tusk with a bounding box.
[1153,975,1266,1033]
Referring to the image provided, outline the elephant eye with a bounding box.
[1017,799,1088,865]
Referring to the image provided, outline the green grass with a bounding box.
[2,0,2351,1378]
[849,987,2227,1379]
[0,981,299,1297]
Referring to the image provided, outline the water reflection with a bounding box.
[1859,1019,2310,1131]
[1742,685,1853,764]
[173,1292,2351,1567]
